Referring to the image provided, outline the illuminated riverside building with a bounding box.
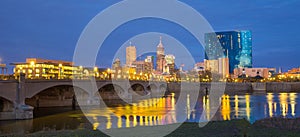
[205,30,253,73]
[12,58,77,79]
[0,64,8,75]
[121,66,137,79]
[284,67,300,79]
[204,58,229,78]
[12,58,101,79]
[234,68,276,78]
[0,64,8,79]
[194,62,205,72]
[204,59,218,73]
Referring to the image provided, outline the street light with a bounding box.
[58,64,62,79]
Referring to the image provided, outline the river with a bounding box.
[0,92,299,135]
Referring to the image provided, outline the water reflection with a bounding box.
[267,93,274,117]
[202,96,210,121]
[87,93,178,130]
[1,92,300,135]
[86,92,299,129]
[279,93,288,117]
[245,94,251,120]
[234,95,239,118]
[290,93,297,117]
[221,95,231,120]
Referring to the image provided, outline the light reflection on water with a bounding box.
[87,93,178,130]
[62,92,300,130]
[0,92,299,135]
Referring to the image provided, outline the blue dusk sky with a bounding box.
[0,0,300,72]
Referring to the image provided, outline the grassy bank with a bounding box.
[22,117,300,137]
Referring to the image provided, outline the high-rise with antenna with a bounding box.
[156,36,165,72]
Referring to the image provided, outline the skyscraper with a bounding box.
[205,30,252,73]
[145,56,154,70]
[156,37,165,72]
[126,43,137,66]
[112,58,121,70]
[164,54,175,74]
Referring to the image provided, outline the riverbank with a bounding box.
[168,82,300,96]
[23,117,300,137]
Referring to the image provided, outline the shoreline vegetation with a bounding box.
[21,117,300,137]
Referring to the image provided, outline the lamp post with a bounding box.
[58,64,62,79]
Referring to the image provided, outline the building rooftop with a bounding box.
[10,58,74,66]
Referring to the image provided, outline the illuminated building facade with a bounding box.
[156,37,165,72]
[163,54,175,75]
[132,61,152,74]
[233,68,276,78]
[112,58,122,75]
[204,59,219,73]
[204,58,229,78]
[145,56,154,70]
[281,67,300,79]
[12,58,83,79]
[218,57,230,78]
[0,64,8,79]
[0,64,8,75]
[205,30,252,73]
[126,44,137,66]
[194,62,205,72]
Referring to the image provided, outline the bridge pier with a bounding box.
[15,73,33,120]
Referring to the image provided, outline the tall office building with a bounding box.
[145,56,154,71]
[204,58,229,78]
[112,58,122,74]
[205,30,252,73]
[132,61,152,74]
[164,54,175,74]
[126,43,137,66]
[156,37,165,72]
[218,57,230,78]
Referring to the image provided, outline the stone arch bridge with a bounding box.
[0,78,167,120]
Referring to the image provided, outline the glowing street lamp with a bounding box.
[58,64,63,79]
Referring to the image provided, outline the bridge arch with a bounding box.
[97,84,126,100]
[130,83,147,96]
[147,84,158,92]
[159,84,167,92]
[25,85,89,108]
[0,97,14,112]
[25,81,76,99]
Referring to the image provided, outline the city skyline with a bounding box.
[2,1,300,136]
[1,0,300,72]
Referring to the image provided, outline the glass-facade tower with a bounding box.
[205,30,252,73]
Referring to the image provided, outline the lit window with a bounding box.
[30,61,35,66]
